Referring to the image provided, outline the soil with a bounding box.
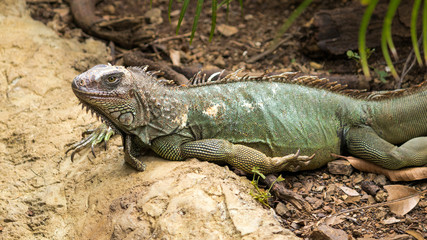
[1,0,426,239]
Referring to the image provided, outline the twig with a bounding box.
[327,188,427,218]
[151,33,192,44]
[397,35,423,88]
[247,35,293,63]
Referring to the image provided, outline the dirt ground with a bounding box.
[1,0,426,239]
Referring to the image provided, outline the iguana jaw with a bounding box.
[73,89,124,135]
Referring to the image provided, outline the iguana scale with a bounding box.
[68,64,427,174]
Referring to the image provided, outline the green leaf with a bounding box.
[359,0,378,78]
[209,0,218,41]
[411,0,423,66]
[190,0,204,44]
[176,0,190,35]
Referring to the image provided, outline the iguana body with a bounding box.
[70,64,427,174]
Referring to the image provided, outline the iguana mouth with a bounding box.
[78,100,118,132]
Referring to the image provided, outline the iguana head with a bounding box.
[72,64,150,134]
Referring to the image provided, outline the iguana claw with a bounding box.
[271,149,315,172]
[65,123,115,161]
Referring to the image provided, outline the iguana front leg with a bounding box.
[66,123,115,160]
[346,126,427,169]
[151,137,315,174]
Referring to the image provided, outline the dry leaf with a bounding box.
[335,155,427,181]
[339,186,359,196]
[381,217,401,225]
[324,215,345,226]
[169,49,181,66]
[405,230,424,240]
[384,185,420,215]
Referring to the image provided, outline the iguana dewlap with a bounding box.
[69,64,427,174]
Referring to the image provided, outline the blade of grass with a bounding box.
[238,0,244,16]
[384,0,400,60]
[190,0,204,44]
[411,0,423,66]
[423,0,427,63]
[274,0,313,44]
[226,0,230,21]
[176,0,190,34]
[218,0,230,7]
[359,0,379,78]
[168,0,173,23]
[382,0,400,79]
[209,0,218,41]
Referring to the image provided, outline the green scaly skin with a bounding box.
[69,64,427,174]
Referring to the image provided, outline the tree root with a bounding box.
[69,0,153,48]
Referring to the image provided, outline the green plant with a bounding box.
[346,48,374,63]
[374,68,389,82]
[249,167,284,208]
[168,0,243,43]
[359,0,426,80]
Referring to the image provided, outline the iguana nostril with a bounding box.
[78,79,84,86]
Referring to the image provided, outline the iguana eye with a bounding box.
[107,76,117,83]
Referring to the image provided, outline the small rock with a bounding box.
[144,8,163,25]
[103,4,115,15]
[217,24,238,37]
[169,9,180,17]
[213,55,226,67]
[328,160,353,176]
[310,224,349,240]
[275,202,290,217]
[244,14,254,20]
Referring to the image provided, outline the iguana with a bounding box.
[68,64,427,174]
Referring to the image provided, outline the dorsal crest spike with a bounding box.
[184,69,427,101]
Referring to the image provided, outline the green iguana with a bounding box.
[68,64,427,174]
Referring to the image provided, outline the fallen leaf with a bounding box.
[169,49,181,66]
[405,230,424,240]
[339,186,359,196]
[324,215,345,226]
[381,216,401,224]
[384,185,420,215]
[333,154,427,181]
